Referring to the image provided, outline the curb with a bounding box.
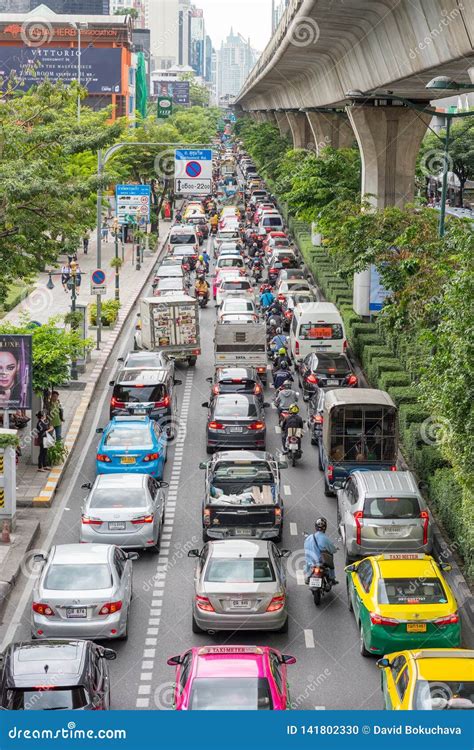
[0,518,41,622]
[31,232,169,508]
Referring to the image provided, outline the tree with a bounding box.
[236,120,291,180]
[178,72,210,107]
[418,117,474,206]
[114,7,139,21]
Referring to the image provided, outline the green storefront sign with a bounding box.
[157,97,173,119]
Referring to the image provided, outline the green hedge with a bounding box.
[353,333,384,358]
[388,386,419,406]
[361,346,394,366]
[367,357,403,385]
[414,445,450,482]
[427,469,473,578]
[378,371,412,389]
[398,404,430,433]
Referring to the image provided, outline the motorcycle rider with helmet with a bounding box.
[274,380,299,416]
[304,517,338,584]
[270,328,288,353]
[195,255,207,275]
[280,403,303,453]
[273,362,294,390]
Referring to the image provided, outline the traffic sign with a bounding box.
[92,269,106,285]
[174,149,212,194]
[116,184,151,225]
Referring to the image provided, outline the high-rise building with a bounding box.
[218,28,258,100]
[190,6,204,77]
[272,0,289,32]
[204,34,212,82]
[110,0,148,28]
[26,0,110,11]
[148,0,178,69]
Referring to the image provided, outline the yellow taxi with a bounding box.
[183,202,205,220]
[376,648,474,709]
[345,553,461,657]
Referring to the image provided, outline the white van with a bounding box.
[168,225,198,253]
[289,302,347,361]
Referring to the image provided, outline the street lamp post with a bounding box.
[47,267,82,381]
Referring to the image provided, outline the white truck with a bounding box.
[214,321,268,382]
[137,294,201,366]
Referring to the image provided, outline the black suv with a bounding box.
[0,640,116,710]
[109,366,181,430]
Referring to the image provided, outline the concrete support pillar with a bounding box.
[274,111,291,137]
[346,105,430,315]
[306,111,355,154]
[286,111,312,149]
[261,111,277,124]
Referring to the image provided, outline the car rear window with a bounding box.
[90,488,148,509]
[219,257,243,267]
[104,427,153,448]
[299,323,343,340]
[7,687,89,711]
[363,496,421,518]
[378,577,447,605]
[189,678,272,710]
[113,384,166,403]
[45,564,113,591]
[170,233,195,245]
[213,461,273,482]
[222,281,251,290]
[263,217,283,226]
[223,300,254,311]
[214,397,258,418]
[205,558,275,583]
[311,355,350,374]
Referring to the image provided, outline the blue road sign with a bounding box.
[92,269,106,285]
[175,149,212,161]
[185,161,202,178]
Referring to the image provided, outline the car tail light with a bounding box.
[203,508,211,526]
[111,396,125,409]
[143,453,159,462]
[313,414,323,424]
[257,367,266,374]
[353,510,363,545]
[420,510,429,545]
[266,595,285,612]
[196,595,214,612]
[343,340,348,352]
[249,421,265,430]
[208,421,224,430]
[96,454,112,463]
[99,601,123,616]
[277,294,285,301]
[369,612,399,626]
[192,349,201,355]
[433,613,459,626]
[327,465,334,482]
[306,374,318,384]
[32,602,55,617]
[295,341,300,356]
[390,465,397,472]
[131,515,154,524]
[81,516,103,526]
[274,507,282,524]
[312,567,322,575]
[254,384,262,395]
[347,374,358,386]
[155,395,170,408]
[284,310,292,319]
[212,384,219,395]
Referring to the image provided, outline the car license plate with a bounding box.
[121,456,136,464]
[383,527,403,535]
[66,607,87,619]
[228,426,243,432]
[309,577,322,588]
[407,622,426,633]
[231,599,251,609]
[326,379,339,386]
[131,408,146,415]
[108,521,126,530]
[234,528,250,536]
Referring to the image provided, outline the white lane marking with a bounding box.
[284,485,291,495]
[290,522,297,536]
[274,425,281,433]
[296,570,305,585]
[138,685,151,695]
[136,698,149,708]
[304,629,315,648]
[142,661,154,670]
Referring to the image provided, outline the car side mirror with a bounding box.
[280,654,296,665]
[418,480,429,492]
[33,553,46,564]
[199,461,208,469]
[440,562,452,572]
[345,564,356,573]
[174,379,183,386]
[206,377,213,383]
[158,480,169,488]
[81,482,92,490]
[278,460,288,469]
[109,381,115,387]
[279,549,291,558]
[167,655,182,666]
[376,658,391,669]
[96,427,104,434]
[187,549,200,558]
[127,552,139,561]
[101,648,117,661]
[117,357,124,363]
[201,402,209,408]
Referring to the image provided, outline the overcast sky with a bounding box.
[197,0,272,51]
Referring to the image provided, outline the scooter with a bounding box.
[285,427,303,466]
[196,290,209,308]
[307,564,334,605]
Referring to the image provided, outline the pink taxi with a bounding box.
[212,267,245,299]
[166,645,296,710]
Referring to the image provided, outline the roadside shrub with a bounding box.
[398,404,430,433]
[378,371,412,390]
[367,357,402,385]
[388,386,419,406]
[414,444,450,482]
[361,346,393,372]
[427,469,469,571]
[352,333,384,358]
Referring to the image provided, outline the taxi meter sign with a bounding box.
[175,149,212,195]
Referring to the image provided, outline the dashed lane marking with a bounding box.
[304,629,315,648]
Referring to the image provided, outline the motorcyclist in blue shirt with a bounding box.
[260,288,275,309]
[304,517,338,584]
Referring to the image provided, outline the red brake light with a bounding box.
[306,374,318,384]
[155,395,170,408]
[266,595,285,612]
[369,612,399,626]
[327,464,334,481]
[257,367,266,373]
[196,595,214,612]
[143,453,159,462]
[249,421,265,430]
[390,466,397,472]
[295,341,300,355]
[81,516,103,526]
[420,510,429,545]
[284,310,292,319]
[353,510,363,545]
[212,384,219,395]
[96,454,112,463]
[347,374,358,386]
[208,421,224,430]
[32,602,55,617]
[111,396,125,408]
[313,414,323,424]
[131,515,154,524]
[343,340,348,352]
[99,601,123,616]
[254,384,262,395]
[433,613,459,626]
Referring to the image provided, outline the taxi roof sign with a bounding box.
[382,553,427,560]
[198,646,263,656]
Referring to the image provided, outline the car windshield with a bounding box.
[189,678,273,710]
[222,281,251,290]
[363,496,421,518]
[263,217,282,226]
[213,461,273,483]
[223,300,254,312]
[114,384,166,403]
[205,558,275,583]
[413,681,474,710]
[90,488,148,509]
[219,258,243,267]
[300,323,343,340]
[378,577,447,605]
[170,233,195,245]
[312,355,350,374]
[7,687,89,710]
[105,428,153,448]
[214,397,258,418]
[45,564,113,590]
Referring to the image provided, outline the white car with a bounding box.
[258,213,284,233]
[276,279,314,301]
[215,254,245,272]
[217,298,258,322]
[216,277,256,307]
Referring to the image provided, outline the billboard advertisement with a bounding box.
[0,334,32,410]
[0,46,123,94]
[154,80,190,105]
[369,265,390,313]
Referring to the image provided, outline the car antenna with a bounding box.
[44,664,49,673]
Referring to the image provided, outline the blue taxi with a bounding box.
[96,416,167,479]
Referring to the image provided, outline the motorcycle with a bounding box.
[252,264,263,283]
[307,564,334,606]
[285,427,303,466]
[210,224,218,235]
[196,290,209,308]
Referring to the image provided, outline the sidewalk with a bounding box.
[5,225,169,507]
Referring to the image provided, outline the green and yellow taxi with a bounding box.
[345,553,461,657]
[376,648,474,709]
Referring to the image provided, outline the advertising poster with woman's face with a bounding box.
[0,335,32,410]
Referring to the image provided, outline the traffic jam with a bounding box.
[1,129,471,714]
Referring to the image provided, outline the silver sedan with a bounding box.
[31,544,136,641]
[80,473,167,552]
[188,539,290,634]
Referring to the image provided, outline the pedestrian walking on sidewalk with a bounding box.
[101,220,109,243]
[83,234,89,254]
[36,410,54,472]
[49,391,64,442]
[61,263,70,292]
